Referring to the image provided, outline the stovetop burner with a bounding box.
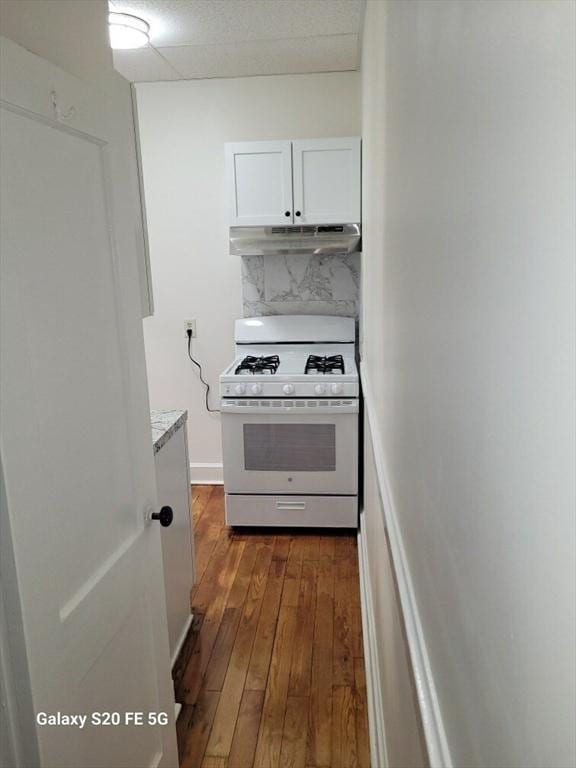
[305,354,345,375]
[235,354,280,375]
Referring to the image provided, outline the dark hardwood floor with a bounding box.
[173,485,370,768]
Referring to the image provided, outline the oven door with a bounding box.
[221,399,358,495]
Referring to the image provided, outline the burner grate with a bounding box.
[235,355,280,375]
[304,354,345,375]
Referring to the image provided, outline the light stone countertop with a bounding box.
[151,410,187,455]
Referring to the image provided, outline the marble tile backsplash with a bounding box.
[241,253,360,318]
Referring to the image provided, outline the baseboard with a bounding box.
[358,517,389,768]
[361,362,453,768]
[189,462,223,485]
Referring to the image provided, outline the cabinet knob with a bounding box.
[284,210,291,217]
[151,506,173,527]
[295,211,301,217]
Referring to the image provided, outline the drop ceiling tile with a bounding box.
[110,0,364,47]
[112,47,181,82]
[157,33,358,79]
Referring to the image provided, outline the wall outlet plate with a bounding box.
[184,318,197,337]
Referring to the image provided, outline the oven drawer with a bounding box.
[225,494,358,528]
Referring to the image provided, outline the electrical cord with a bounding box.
[186,329,220,413]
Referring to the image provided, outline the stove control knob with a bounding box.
[251,383,263,395]
[314,383,326,395]
[282,384,295,395]
[330,383,343,395]
[235,383,246,395]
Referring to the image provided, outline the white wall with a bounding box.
[135,73,360,472]
[361,1,575,767]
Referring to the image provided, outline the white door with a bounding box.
[0,36,178,768]
[226,140,293,226]
[292,137,361,224]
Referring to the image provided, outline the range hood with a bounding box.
[229,224,361,256]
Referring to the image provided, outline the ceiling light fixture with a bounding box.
[108,12,150,50]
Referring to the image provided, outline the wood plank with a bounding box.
[334,539,362,658]
[288,562,316,697]
[191,528,222,605]
[281,538,305,607]
[192,484,214,525]
[192,488,227,597]
[193,486,224,545]
[318,535,335,561]
[173,612,204,702]
[354,658,371,768]
[272,536,291,561]
[192,520,226,599]
[231,531,275,546]
[279,696,309,768]
[204,543,260,691]
[301,535,320,562]
[201,758,227,768]
[206,545,273,757]
[203,607,240,692]
[191,487,201,517]
[306,554,334,768]
[194,485,224,529]
[333,575,355,686]
[181,540,245,705]
[253,606,298,768]
[228,689,265,768]
[331,686,357,768]
[177,690,220,768]
[193,530,238,614]
[350,574,363,659]
[336,550,358,580]
[333,533,355,561]
[245,558,286,690]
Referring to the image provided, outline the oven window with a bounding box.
[243,423,336,472]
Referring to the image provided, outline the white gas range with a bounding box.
[219,315,359,528]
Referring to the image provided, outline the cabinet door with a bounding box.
[226,140,293,226]
[154,427,194,664]
[292,137,361,224]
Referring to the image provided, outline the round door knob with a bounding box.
[235,383,246,395]
[283,384,295,395]
[151,506,173,527]
[330,383,343,395]
[295,211,301,217]
[314,383,326,395]
[251,383,263,395]
[284,211,291,217]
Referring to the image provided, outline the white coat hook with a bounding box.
[50,90,76,123]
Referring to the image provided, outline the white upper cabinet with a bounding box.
[226,137,361,226]
[226,140,293,226]
[292,137,361,225]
